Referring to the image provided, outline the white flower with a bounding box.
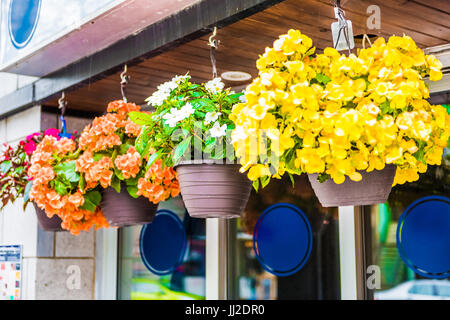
[178,102,195,120]
[209,121,227,138]
[146,90,170,107]
[204,111,222,125]
[205,77,225,94]
[172,74,189,84]
[163,108,180,127]
[231,126,247,143]
[239,95,247,103]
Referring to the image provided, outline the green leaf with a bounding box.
[79,174,86,192]
[135,125,153,155]
[316,73,331,85]
[111,175,121,193]
[53,160,80,183]
[93,152,110,161]
[54,180,68,196]
[380,100,390,115]
[252,179,259,192]
[126,185,139,199]
[173,137,192,163]
[260,175,271,189]
[128,111,153,125]
[15,166,24,175]
[23,181,33,203]
[146,150,162,169]
[288,173,295,188]
[119,143,132,155]
[318,173,330,183]
[80,190,102,212]
[0,161,12,173]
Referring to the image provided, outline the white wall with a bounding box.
[0,106,41,300]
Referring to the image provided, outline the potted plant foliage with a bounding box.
[76,100,179,226]
[230,29,450,207]
[27,132,109,234]
[129,75,252,218]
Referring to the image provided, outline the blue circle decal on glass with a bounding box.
[8,0,41,49]
[139,210,187,276]
[396,195,450,279]
[253,203,313,277]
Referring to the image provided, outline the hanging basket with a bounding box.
[307,165,396,207]
[100,183,157,227]
[33,203,65,232]
[175,160,252,219]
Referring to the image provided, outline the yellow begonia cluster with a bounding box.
[230,29,450,186]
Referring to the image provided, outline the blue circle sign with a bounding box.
[8,0,41,48]
[253,203,313,277]
[396,195,450,279]
[139,210,187,276]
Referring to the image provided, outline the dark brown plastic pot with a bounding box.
[33,203,65,232]
[175,161,252,219]
[100,184,157,227]
[308,165,396,207]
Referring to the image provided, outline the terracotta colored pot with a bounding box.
[175,161,252,219]
[307,165,396,207]
[33,203,65,232]
[100,185,157,227]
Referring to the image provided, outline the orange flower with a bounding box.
[114,147,142,179]
[137,158,180,204]
[29,134,109,235]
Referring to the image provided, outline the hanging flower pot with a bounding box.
[307,165,396,207]
[128,75,249,219]
[229,30,449,206]
[100,183,157,227]
[175,160,252,218]
[33,203,65,232]
[76,100,180,228]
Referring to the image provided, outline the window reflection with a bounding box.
[236,174,340,300]
[118,196,206,300]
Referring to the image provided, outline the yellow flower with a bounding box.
[247,164,271,181]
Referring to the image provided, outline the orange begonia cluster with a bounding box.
[77,100,142,189]
[137,149,180,204]
[77,100,180,204]
[114,146,142,179]
[76,151,114,189]
[28,136,109,235]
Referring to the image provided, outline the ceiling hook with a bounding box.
[208,26,220,49]
[120,64,129,85]
[58,92,67,109]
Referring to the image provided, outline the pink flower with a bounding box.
[26,132,41,141]
[24,141,37,155]
[44,128,61,139]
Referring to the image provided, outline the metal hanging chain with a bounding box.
[208,27,220,79]
[120,64,130,103]
[333,0,352,55]
[58,92,69,138]
[58,91,68,117]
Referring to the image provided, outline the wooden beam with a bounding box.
[0,0,284,120]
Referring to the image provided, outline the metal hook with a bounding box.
[208,26,220,49]
[58,91,68,116]
[120,64,129,85]
[120,65,129,103]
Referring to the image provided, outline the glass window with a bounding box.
[118,196,206,300]
[371,92,450,300]
[234,174,341,300]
